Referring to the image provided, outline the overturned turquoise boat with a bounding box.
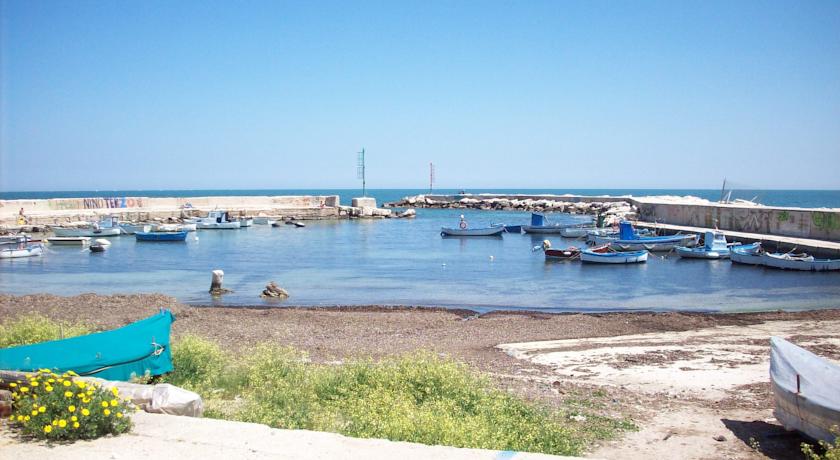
[0,310,174,381]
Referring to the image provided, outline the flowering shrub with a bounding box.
[7,370,134,441]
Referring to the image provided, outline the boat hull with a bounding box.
[441,226,505,237]
[560,227,595,238]
[522,225,567,234]
[770,337,840,443]
[544,248,581,260]
[761,253,840,272]
[253,217,276,225]
[675,246,730,259]
[730,243,763,265]
[46,237,91,246]
[0,244,43,259]
[135,231,189,242]
[52,227,122,237]
[581,250,648,264]
[196,221,241,229]
[118,224,152,235]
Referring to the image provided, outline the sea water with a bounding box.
[2,201,839,312]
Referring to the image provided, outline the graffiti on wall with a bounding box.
[812,212,840,231]
[48,197,145,210]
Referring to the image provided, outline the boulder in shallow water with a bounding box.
[262,281,289,299]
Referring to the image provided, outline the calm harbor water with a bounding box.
[2,204,839,313]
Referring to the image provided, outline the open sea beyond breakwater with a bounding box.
[2,196,840,312]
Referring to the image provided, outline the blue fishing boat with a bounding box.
[135,231,189,242]
[729,242,763,265]
[0,310,175,381]
[595,222,698,252]
[523,213,593,234]
[675,231,730,259]
[580,245,648,264]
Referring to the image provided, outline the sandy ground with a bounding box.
[2,293,839,459]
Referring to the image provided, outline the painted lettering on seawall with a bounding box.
[47,197,146,210]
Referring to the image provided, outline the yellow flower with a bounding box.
[75,381,86,389]
[16,415,23,422]
[116,412,123,418]
[73,422,80,429]
[32,403,38,409]
[68,405,76,412]
[67,370,78,376]
[71,415,77,422]
[77,392,85,398]
[52,420,58,426]
[45,386,53,392]
[43,425,52,434]
[20,387,29,393]
[81,408,90,416]
[24,416,29,421]
[110,399,118,407]
[30,381,38,387]
[48,378,55,383]
[111,387,119,396]
[62,380,71,387]
[64,391,74,398]
[103,409,111,416]
[8,382,16,387]
[82,398,90,404]
[101,401,109,408]
[58,419,67,428]
[38,406,46,413]
[30,410,37,416]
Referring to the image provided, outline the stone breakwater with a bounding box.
[385,194,638,223]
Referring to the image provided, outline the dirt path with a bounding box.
[2,293,838,459]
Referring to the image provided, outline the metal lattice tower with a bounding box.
[357,148,366,197]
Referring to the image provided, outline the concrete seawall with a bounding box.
[0,195,392,227]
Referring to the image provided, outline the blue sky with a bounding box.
[1,0,839,191]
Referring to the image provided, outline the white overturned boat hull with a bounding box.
[0,244,44,259]
[440,226,504,237]
[730,243,763,265]
[771,337,840,443]
[580,250,648,264]
[761,253,840,272]
[52,227,121,237]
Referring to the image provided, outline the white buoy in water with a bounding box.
[489,255,494,262]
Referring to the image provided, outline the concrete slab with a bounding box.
[0,412,585,460]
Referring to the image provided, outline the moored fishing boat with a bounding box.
[441,226,504,237]
[595,221,697,251]
[118,223,152,235]
[560,225,596,238]
[540,240,582,260]
[730,242,763,265]
[0,237,44,259]
[523,213,594,234]
[770,336,840,443]
[135,231,189,242]
[195,211,241,229]
[760,252,840,272]
[237,217,254,227]
[89,238,111,252]
[675,231,731,259]
[45,236,91,246]
[581,245,648,264]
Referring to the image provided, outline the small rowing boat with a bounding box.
[135,231,189,242]
[675,231,731,259]
[760,252,840,272]
[0,237,44,259]
[581,245,648,264]
[540,240,582,260]
[441,226,504,237]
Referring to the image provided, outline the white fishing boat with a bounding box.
[675,231,731,259]
[118,223,152,235]
[0,237,44,259]
[761,252,840,272]
[560,226,596,238]
[441,226,505,237]
[237,218,253,227]
[195,211,241,230]
[770,336,840,443]
[154,223,197,232]
[52,216,122,237]
[580,245,648,264]
[45,236,91,246]
[730,242,763,265]
[253,217,276,225]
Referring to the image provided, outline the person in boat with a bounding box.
[459,214,468,229]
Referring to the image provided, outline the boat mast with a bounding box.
[357,148,366,197]
[719,178,727,203]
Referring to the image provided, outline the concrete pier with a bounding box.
[0,195,394,228]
